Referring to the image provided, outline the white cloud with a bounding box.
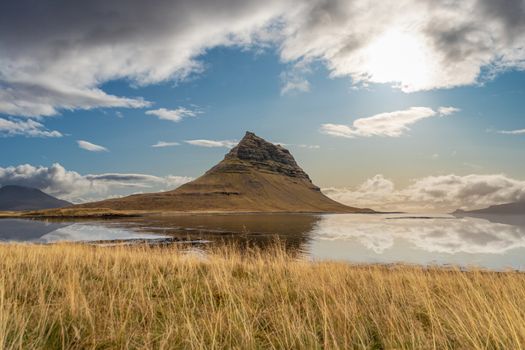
[280,68,311,95]
[497,129,525,135]
[438,106,460,116]
[296,144,320,149]
[0,117,62,137]
[0,163,193,202]
[0,0,286,117]
[281,77,310,95]
[164,175,194,188]
[151,141,180,148]
[323,173,525,213]
[0,83,150,118]
[280,0,525,92]
[185,139,237,148]
[84,173,192,189]
[320,106,457,138]
[77,140,109,152]
[1,0,524,117]
[145,107,199,123]
[275,142,320,149]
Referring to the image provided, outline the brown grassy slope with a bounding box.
[77,164,365,213]
[1,244,524,349]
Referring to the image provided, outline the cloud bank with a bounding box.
[320,106,457,138]
[323,174,525,212]
[1,0,524,118]
[0,0,285,118]
[2,161,524,212]
[0,163,192,202]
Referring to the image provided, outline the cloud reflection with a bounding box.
[311,215,525,255]
[40,224,169,243]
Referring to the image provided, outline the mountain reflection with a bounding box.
[2,214,525,269]
[0,219,71,242]
[111,214,320,252]
[0,219,168,243]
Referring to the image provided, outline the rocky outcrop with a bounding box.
[210,132,312,181]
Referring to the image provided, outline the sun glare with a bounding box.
[365,30,432,91]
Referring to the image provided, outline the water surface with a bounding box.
[1,213,524,270]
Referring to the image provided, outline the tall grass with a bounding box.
[0,243,524,349]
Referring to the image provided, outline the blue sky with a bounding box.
[2,47,524,185]
[1,0,525,211]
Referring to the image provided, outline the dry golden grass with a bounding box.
[1,244,524,349]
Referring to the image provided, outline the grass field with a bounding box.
[1,243,524,349]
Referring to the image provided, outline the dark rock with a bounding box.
[209,131,314,183]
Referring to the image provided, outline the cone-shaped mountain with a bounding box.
[0,185,71,211]
[78,132,371,213]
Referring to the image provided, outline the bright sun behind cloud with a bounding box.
[364,30,433,92]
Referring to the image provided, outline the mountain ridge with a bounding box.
[453,200,525,216]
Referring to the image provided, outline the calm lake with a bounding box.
[1,213,525,270]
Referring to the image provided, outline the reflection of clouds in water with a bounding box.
[39,224,168,243]
[312,215,525,255]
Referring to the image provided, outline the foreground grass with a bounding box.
[1,244,524,349]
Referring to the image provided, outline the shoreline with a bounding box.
[0,207,394,219]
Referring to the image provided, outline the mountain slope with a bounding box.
[454,201,525,215]
[78,132,371,213]
[0,185,71,211]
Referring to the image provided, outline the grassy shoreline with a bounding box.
[1,244,524,349]
[0,208,388,220]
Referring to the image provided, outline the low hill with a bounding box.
[0,185,71,211]
[453,201,525,216]
[77,132,371,213]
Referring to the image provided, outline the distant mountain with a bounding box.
[0,185,71,211]
[78,131,372,213]
[453,201,525,216]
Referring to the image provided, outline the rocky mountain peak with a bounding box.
[226,132,294,164]
[211,131,313,181]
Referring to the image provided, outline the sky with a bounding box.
[1,0,525,212]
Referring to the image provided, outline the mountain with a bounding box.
[77,132,371,213]
[0,185,71,211]
[453,201,525,216]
